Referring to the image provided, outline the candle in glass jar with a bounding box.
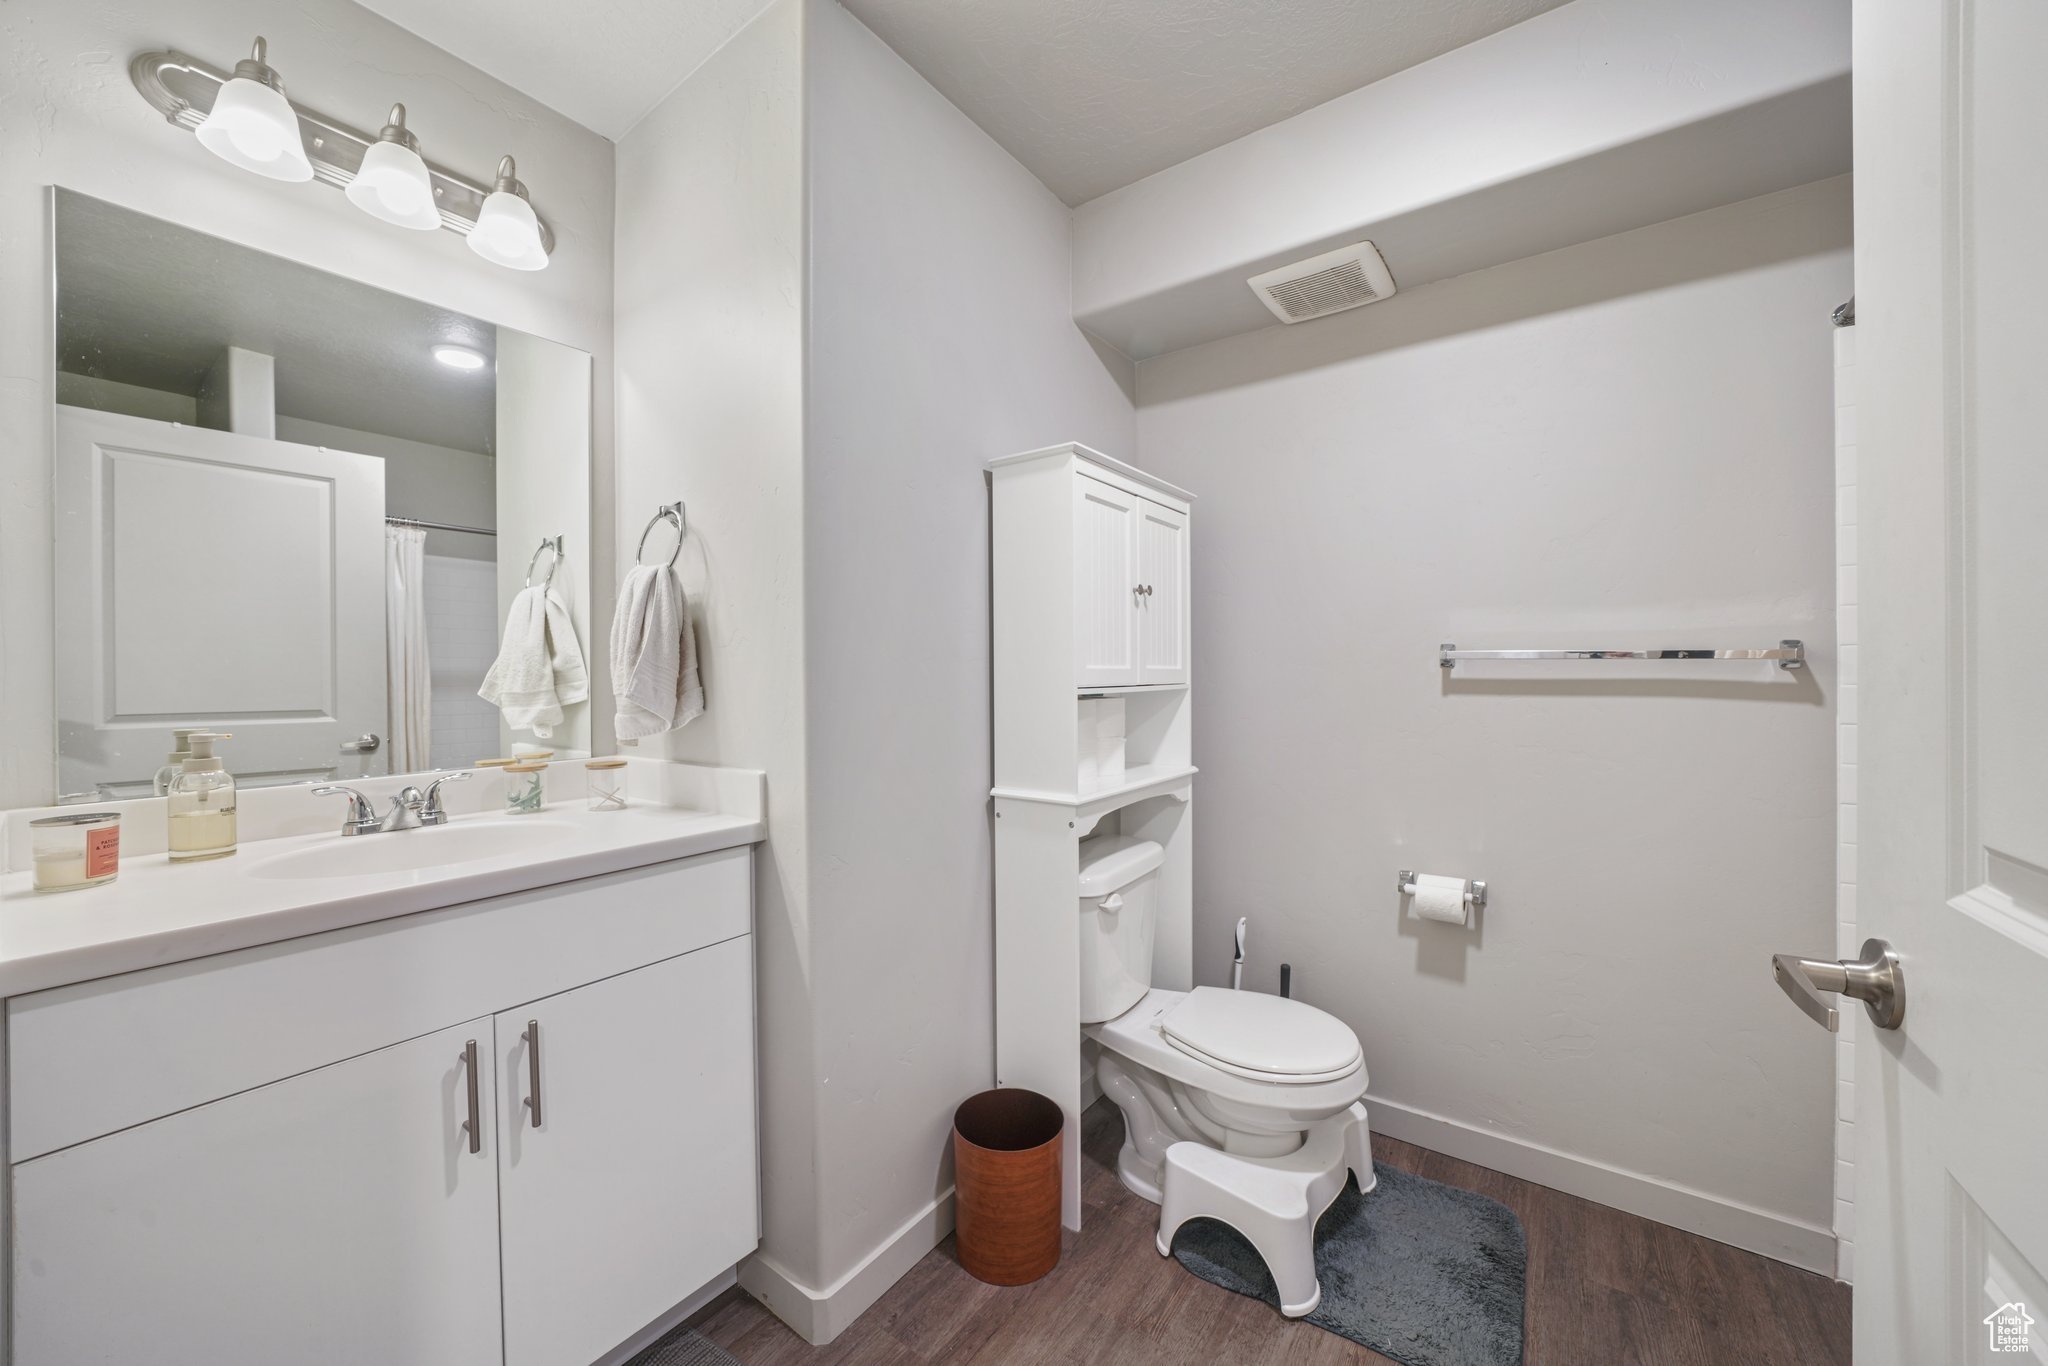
[30,812,121,893]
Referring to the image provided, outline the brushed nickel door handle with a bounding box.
[460,1038,482,1153]
[523,1019,543,1128]
[1772,938,1905,1032]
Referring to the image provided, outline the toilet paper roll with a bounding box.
[1411,873,1471,927]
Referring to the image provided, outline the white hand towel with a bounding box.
[479,586,589,738]
[611,565,704,740]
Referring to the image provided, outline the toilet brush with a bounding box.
[1231,917,1246,989]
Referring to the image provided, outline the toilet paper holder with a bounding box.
[1396,871,1487,911]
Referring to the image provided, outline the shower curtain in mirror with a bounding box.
[384,524,432,773]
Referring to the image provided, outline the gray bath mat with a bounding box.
[1171,1161,1525,1366]
[626,1322,743,1366]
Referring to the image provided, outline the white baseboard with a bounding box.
[738,1187,956,1345]
[1366,1094,1837,1275]
[591,1267,739,1365]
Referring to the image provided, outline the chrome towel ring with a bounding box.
[636,501,687,568]
[525,535,563,588]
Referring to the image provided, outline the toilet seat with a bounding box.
[1158,987,1363,1084]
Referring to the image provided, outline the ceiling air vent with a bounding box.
[1248,241,1398,324]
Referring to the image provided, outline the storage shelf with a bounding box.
[991,763,1197,817]
[1077,683,1189,697]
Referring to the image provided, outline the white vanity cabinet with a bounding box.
[1072,469,1189,689]
[13,1018,508,1366]
[497,937,757,1366]
[4,847,758,1366]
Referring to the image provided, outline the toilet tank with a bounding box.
[1077,836,1167,1023]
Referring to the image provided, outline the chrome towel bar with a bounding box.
[1439,640,1804,671]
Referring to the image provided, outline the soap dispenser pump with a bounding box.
[153,728,203,797]
[167,732,237,861]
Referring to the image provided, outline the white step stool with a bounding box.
[1153,1101,1375,1318]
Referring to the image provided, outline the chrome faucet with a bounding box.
[312,771,471,837]
[419,771,470,825]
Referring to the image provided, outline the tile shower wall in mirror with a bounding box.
[51,190,592,800]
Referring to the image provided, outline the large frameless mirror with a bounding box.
[51,188,592,801]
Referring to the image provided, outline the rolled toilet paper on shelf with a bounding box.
[1410,873,1471,927]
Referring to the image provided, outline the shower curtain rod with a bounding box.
[385,515,497,537]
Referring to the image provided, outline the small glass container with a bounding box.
[586,760,627,812]
[30,812,122,893]
[504,763,546,815]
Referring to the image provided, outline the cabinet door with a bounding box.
[11,1021,502,1366]
[1137,498,1189,685]
[1073,473,1143,688]
[497,936,758,1366]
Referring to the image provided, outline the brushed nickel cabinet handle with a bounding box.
[523,1019,543,1128]
[461,1038,481,1154]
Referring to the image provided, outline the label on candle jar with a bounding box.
[84,825,120,879]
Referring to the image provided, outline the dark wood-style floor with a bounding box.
[689,1100,1850,1365]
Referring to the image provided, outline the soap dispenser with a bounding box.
[167,732,237,861]
[153,728,203,796]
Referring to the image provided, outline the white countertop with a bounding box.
[0,768,764,999]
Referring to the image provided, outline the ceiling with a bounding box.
[352,0,779,139]
[356,0,1573,203]
[839,0,1576,204]
[56,191,499,455]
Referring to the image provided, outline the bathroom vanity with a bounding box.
[0,761,764,1366]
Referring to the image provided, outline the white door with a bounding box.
[497,938,759,1366]
[53,406,386,798]
[1136,498,1189,686]
[1842,2,2048,1360]
[10,1021,503,1366]
[1073,473,1142,688]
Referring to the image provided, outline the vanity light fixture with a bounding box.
[192,38,312,182]
[468,158,549,272]
[346,104,439,230]
[132,43,555,267]
[432,344,489,371]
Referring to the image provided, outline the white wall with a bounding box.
[275,416,497,562]
[613,0,818,1292]
[798,0,1134,1320]
[0,0,615,807]
[614,0,1134,1337]
[1134,176,1850,1269]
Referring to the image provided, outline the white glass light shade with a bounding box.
[346,139,440,230]
[195,77,312,182]
[468,189,549,271]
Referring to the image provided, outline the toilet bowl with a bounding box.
[1086,987,1370,1201]
[1075,835,1371,1204]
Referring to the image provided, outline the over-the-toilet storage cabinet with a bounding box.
[1072,472,1189,689]
[991,443,1195,1231]
[5,851,758,1366]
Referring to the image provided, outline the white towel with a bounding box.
[610,565,704,741]
[479,586,589,738]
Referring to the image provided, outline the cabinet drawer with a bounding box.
[9,848,750,1161]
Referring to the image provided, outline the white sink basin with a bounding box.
[247,819,581,881]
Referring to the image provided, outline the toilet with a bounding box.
[1077,835,1375,1316]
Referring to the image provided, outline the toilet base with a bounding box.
[1153,1101,1375,1319]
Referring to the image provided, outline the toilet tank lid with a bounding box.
[1077,837,1166,898]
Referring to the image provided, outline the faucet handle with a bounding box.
[421,770,471,824]
[312,784,380,836]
